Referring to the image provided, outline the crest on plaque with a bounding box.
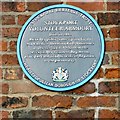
[52,67,69,82]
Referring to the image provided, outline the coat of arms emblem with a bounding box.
[52,67,69,82]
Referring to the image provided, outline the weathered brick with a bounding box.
[18,15,31,25]
[13,110,52,119]
[106,40,120,51]
[103,54,109,65]
[105,68,120,79]
[0,41,7,51]
[99,81,120,94]
[2,2,26,12]
[2,2,15,12]
[67,2,104,11]
[0,111,9,119]
[2,15,15,25]
[27,2,45,11]
[4,68,23,80]
[16,2,26,12]
[55,110,94,119]
[99,110,120,119]
[2,54,18,66]
[0,96,3,105]
[0,28,1,36]
[32,95,56,108]
[46,2,63,6]
[0,68,2,79]
[109,27,120,38]
[0,55,2,66]
[1,96,28,109]
[9,80,48,94]
[77,96,116,107]
[9,41,17,51]
[0,2,1,12]
[0,83,9,94]
[53,95,72,108]
[98,13,120,25]
[107,2,120,11]
[2,28,21,38]
[65,83,95,94]
[32,95,72,108]
[89,13,96,19]
[112,53,120,65]
[93,68,104,79]
[102,28,108,38]
[112,40,120,51]
[27,2,62,11]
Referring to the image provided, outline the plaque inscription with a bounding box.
[17,5,104,91]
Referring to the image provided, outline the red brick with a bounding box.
[106,40,120,51]
[1,54,18,66]
[77,96,116,107]
[2,15,15,25]
[94,68,104,79]
[32,95,56,108]
[0,2,1,12]
[13,110,52,119]
[109,27,120,38]
[112,40,120,51]
[102,28,108,38]
[89,13,96,19]
[2,54,18,66]
[0,68,2,79]
[9,41,17,51]
[0,83,9,94]
[105,68,120,79]
[32,95,72,108]
[66,82,95,94]
[98,13,120,25]
[103,54,110,65]
[53,96,72,108]
[9,80,48,93]
[4,68,23,80]
[67,2,104,11]
[0,41,7,51]
[18,15,31,25]
[0,96,4,105]
[27,2,63,11]
[1,96,28,109]
[0,55,2,66]
[55,110,94,119]
[46,2,63,6]
[2,2,26,12]
[2,28,21,38]
[16,2,26,12]
[99,81,120,94]
[107,2,120,11]
[2,2,15,12]
[112,53,120,65]
[0,111,9,119]
[0,29,1,36]
[27,2,45,11]
[99,110,120,119]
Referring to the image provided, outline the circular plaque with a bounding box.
[17,4,104,91]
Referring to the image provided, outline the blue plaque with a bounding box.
[17,4,104,91]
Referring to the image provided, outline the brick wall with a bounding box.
[1,0,120,119]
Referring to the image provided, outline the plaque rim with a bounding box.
[17,4,105,91]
